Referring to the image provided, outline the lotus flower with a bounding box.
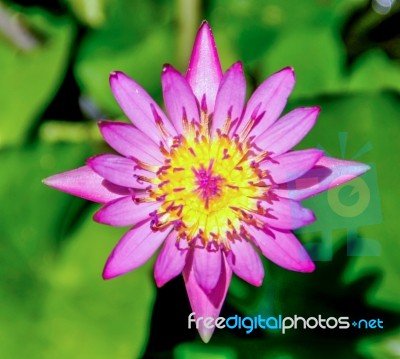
[43,21,369,342]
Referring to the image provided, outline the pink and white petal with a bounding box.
[186,21,223,113]
[93,195,160,226]
[162,64,200,134]
[154,232,188,287]
[255,107,320,155]
[256,197,315,230]
[103,220,169,279]
[275,156,371,201]
[247,226,315,272]
[183,254,232,343]
[87,154,154,189]
[261,149,324,184]
[193,247,222,294]
[226,239,264,286]
[109,71,177,145]
[43,165,128,204]
[211,62,246,136]
[235,67,295,136]
[98,121,163,164]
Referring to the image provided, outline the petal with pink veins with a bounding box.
[162,64,200,134]
[186,21,223,113]
[109,71,177,145]
[235,67,295,136]
[42,165,129,204]
[255,197,315,230]
[261,149,324,184]
[87,154,154,189]
[154,232,188,287]
[255,107,320,155]
[275,156,371,201]
[247,226,315,272]
[93,195,160,226]
[183,254,232,343]
[193,246,222,294]
[226,239,264,286]
[103,220,169,279]
[98,121,163,164]
[211,62,246,136]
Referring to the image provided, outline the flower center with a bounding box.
[149,127,270,247]
[193,160,224,209]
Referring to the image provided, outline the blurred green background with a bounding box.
[0,0,399,358]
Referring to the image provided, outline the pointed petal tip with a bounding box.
[251,276,264,287]
[195,20,215,43]
[109,71,129,86]
[97,120,109,128]
[299,260,316,273]
[42,176,51,186]
[102,255,127,280]
[198,328,213,343]
[279,66,295,79]
[109,70,121,80]
[162,63,172,73]
[312,106,321,115]
[102,267,115,280]
[92,210,101,223]
[199,19,211,31]
[85,155,96,168]
[231,61,244,73]
[41,173,62,189]
[358,163,371,175]
[154,276,165,288]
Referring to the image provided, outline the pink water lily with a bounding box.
[43,21,369,342]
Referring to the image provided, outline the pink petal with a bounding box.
[154,232,188,287]
[183,254,232,343]
[43,165,129,204]
[93,195,160,226]
[255,107,320,155]
[186,21,223,113]
[103,221,169,279]
[234,67,295,136]
[226,239,264,286]
[109,71,177,145]
[256,197,315,230]
[87,154,154,189]
[162,64,200,134]
[247,226,315,272]
[98,121,163,164]
[261,149,324,184]
[275,156,371,201]
[193,246,222,294]
[211,62,246,136]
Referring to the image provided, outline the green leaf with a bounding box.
[262,28,344,98]
[0,142,154,358]
[347,49,400,93]
[39,208,155,359]
[0,142,93,357]
[75,0,174,114]
[174,343,237,359]
[0,8,75,147]
[64,0,107,28]
[358,330,400,359]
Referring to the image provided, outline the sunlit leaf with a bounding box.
[0,8,74,146]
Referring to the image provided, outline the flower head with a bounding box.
[43,21,370,342]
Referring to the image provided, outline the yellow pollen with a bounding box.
[150,125,269,247]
